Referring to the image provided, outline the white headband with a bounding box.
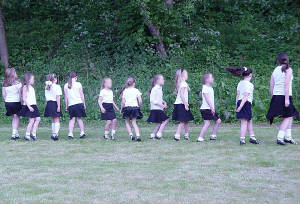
[45,81,53,86]
[243,67,248,71]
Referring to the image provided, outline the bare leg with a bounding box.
[132,118,140,136]
[158,119,169,133]
[112,118,117,130]
[212,119,221,135]
[32,117,41,135]
[105,120,112,131]
[174,122,184,140]
[152,124,161,135]
[247,120,255,136]
[26,118,35,134]
[68,117,76,136]
[12,114,20,131]
[184,122,189,134]
[76,117,85,133]
[198,120,211,139]
[279,117,292,131]
[240,119,248,140]
[125,119,132,135]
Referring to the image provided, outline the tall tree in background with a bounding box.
[0,5,8,69]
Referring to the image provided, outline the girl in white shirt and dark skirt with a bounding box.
[120,77,143,141]
[64,71,87,139]
[44,73,63,140]
[227,67,259,145]
[18,73,41,141]
[197,73,221,142]
[147,74,169,139]
[98,77,119,140]
[172,69,194,141]
[266,53,299,145]
[2,68,22,139]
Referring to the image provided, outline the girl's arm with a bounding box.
[236,93,249,112]
[284,68,292,107]
[113,101,119,111]
[98,96,106,113]
[180,87,189,110]
[64,87,68,111]
[203,93,215,114]
[270,75,275,97]
[56,95,61,112]
[236,90,240,105]
[138,95,142,108]
[120,96,125,113]
[150,89,164,108]
[79,86,86,109]
[22,87,34,112]
[2,87,6,101]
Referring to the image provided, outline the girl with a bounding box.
[98,77,119,140]
[227,67,259,145]
[266,53,299,145]
[64,71,87,139]
[120,77,143,141]
[147,74,169,139]
[172,69,194,141]
[2,68,22,140]
[197,73,221,142]
[44,73,63,141]
[18,73,41,141]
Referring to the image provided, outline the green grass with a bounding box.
[0,124,299,204]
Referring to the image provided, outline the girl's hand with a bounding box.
[65,108,68,112]
[115,107,120,111]
[57,107,61,113]
[184,104,189,111]
[101,107,106,113]
[28,106,34,112]
[285,99,290,107]
[236,107,242,112]
[211,109,215,115]
[84,104,86,109]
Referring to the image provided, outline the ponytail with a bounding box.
[275,53,290,73]
[226,67,252,77]
[120,77,135,96]
[100,77,110,90]
[45,73,56,90]
[68,71,77,89]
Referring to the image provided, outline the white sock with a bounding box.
[184,133,189,138]
[12,129,17,135]
[68,132,73,137]
[211,134,217,138]
[156,132,162,138]
[277,130,285,141]
[150,133,155,138]
[104,130,109,136]
[250,134,256,139]
[55,122,60,135]
[32,131,36,137]
[136,133,140,137]
[51,123,55,136]
[174,134,180,139]
[25,132,30,138]
[111,129,116,135]
[80,131,85,136]
[285,129,292,140]
[240,136,245,141]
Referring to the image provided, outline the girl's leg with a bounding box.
[184,122,190,140]
[76,117,85,137]
[25,118,35,140]
[53,117,60,137]
[125,118,134,139]
[150,123,161,138]
[211,119,221,139]
[132,118,140,138]
[157,119,169,138]
[68,117,76,138]
[104,120,112,139]
[174,122,184,140]
[240,119,248,144]
[277,117,292,144]
[284,117,296,144]
[247,120,259,144]
[197,120,211,141]
[12,114,20,138]
[31,117,41,138]
[111,118,117,139]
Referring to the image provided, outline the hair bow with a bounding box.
[243,67,248,71]
[45,81,53,86]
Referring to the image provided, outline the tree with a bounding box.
[0,5,8,70]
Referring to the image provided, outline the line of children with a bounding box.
[1,53,299,144]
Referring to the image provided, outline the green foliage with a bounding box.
[0,0,299,123]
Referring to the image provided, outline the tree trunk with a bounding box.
[0,5,8,70]
[141,7,167,56]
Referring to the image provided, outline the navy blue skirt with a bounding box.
[147,110,169,123]
[68,103,87,119]
[236,100,252,120]
[200,109,220,121]
[101,103,116,120]
[266,95,300,124]
[18,105,40,118]
[122,107,143,120]
[5,102,22,116]
[44,101,63,117]
[172,104,194,122]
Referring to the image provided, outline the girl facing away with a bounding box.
[64,71,87,139]
[227,67,259,145]
[197,73,221,142]
[98,77,119,140]
[120,77,143,141]
[2,68,22,140]
[172,69,194,141]
[266,53,299,145]
[147,74,169,139]
[44,73,63,141]
[18,73,41,141]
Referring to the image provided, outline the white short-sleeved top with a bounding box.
[99,89,114,103]
[45,84,62,102]
[237,80,254,103]
[122,87,142,107]
[150,85,163,110]
[64,82,83,106]
[272,66,293,96]
[200,85,214,109]
[3,82,22,102]
[23,85,37,105]
[174,81,189,104]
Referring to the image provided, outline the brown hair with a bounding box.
[174,68,187,92]
[226,67,252,78]
[202,73,212,85]
[101,77,111,90]
[148,74,162,96]
[276,53,290,73]
[45,73,57,90]
[21,73,34,97]
[3,68,19,87]
[120,77,135,96]
[68,71,77,89]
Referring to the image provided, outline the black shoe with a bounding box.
[240,140,246,145]
[249,137,259,144]
[284,139,297,145]
[80,134,86,139]
[51,135,56,141]
[210,137,217,141]
[24,136,30,141]
[131,135,136,141]
[173,137,180,141]
[103,135,109,140]
[54,136,59,141]
[30,133,36,141]
[68,135,74,139]
[110,135,115,140]
[155,136,162,140]
[15,134,20,140]
[10,136,16,140]
[136,137,141,142]
[277,140,286,145]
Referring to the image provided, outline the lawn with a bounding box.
[0,124,299,204]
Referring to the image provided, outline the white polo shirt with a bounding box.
[237,80,254,103]
[122,87,142,107]
[174,81,189,104]
[150,85,163,110]
[200,85,215,109]
[45,84,62,101]
[99,88,114,103]
[3,82,22,102]
[64,82,83,106]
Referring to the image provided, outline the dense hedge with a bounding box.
[0,0,299,124]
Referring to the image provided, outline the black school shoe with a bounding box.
[51,135,56,141]
[240,140,246,145]
[136,137,141,142]
[284,139,297,145]
[155,136,162,140]
[173,137,180,141]
[249,137,259,144]
[80,134,86,139]
[68,135,74,139]
[10,136,16,140]
[277,140,286,145]
[30,133,36,141]
[103,135,109,140]
[131,135,136,141]
[15,134,20,139]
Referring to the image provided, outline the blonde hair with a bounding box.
[101,77,111,90]
[21,73,34,97]
[45,73,57,90]
[68,71,77,89]
[3,68,19,87]
[120,77,135,96]
[202,73,212,85]
[174,68,187,92]
[148,74,162,96]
